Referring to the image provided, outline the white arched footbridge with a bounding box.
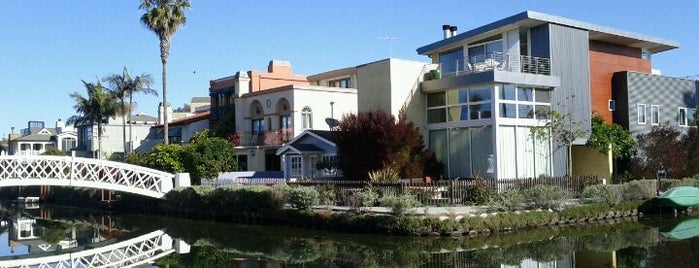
[0,229,189,268]
[0,155,190,199]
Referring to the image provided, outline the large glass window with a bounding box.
[429,129,448,175]
[427,87,494,124]
[449,128,471,177]
[498,86,551,120]
[471,126,494,177]
[427,92,447,123]
[439,49,464,74]
[468,40,503,64]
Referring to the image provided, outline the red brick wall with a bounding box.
[589,41,651,123]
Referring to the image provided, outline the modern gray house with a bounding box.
[416,11,678,179]
[613,71,699,136]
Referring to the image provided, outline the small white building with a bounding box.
[74,114,157,159]
[8,120,77,156]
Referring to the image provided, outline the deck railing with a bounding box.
[232,129,294,146]
[436,52,551,78]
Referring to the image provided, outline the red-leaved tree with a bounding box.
[335,110,442,180]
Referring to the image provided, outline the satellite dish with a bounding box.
[325,118,340,128]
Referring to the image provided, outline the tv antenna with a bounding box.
[377,35,401,57]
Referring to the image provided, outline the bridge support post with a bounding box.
[174,173,191,188]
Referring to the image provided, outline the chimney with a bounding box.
[450,26,458,37]
[442,24,451,39]
[267,60,292,76]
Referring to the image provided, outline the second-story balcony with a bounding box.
[434,52,551,79]
[233,129,294,147]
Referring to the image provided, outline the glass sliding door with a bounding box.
[449,128,471,178]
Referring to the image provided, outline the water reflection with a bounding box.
[0,202,698,267]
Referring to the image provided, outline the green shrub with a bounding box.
[678,177,699,187]
[491,188,525,211]
[622,180,656,201]
[464,181,496,205]
[368,167,400,183]
[582,184,623,206]
[343,187,379,210]
[288,186,320,211]
[378,195,421,217]
[270,183,292,204]
[524,185,570,210]
[316,184,337,206]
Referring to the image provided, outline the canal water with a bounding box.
[0,202,697,267]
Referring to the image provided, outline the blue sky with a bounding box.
[1,1,697,137]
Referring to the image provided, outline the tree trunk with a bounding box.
[121,99,127,155]
[97,122,103,160]
[129,94,133,153]
[162,59,169,144]
[160,36,170,145]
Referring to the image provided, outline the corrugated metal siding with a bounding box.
[623,72,697,136]
[548,24,591,176]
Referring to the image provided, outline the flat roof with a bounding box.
[417,11,679,55]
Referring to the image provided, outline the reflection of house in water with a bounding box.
[503,256,574,268]
[6,217,91,254]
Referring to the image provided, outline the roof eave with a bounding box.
[416,10,678,55]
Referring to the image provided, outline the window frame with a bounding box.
[301,106,313,129]
[289,156,302,177]
[650,105,659,125]
[637,104,647,124]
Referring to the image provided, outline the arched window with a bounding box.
[250,101,265,137]
[278,98,291,130]
[302,106,313,129]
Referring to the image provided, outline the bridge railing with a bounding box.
[0,155,182,199]
[0,229,189,268]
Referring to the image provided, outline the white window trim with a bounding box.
[637,104,646,124]
[650,105,659,125]
[289,156,303,177]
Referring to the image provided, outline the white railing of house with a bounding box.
[436,52,551,77]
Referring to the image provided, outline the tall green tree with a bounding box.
[587,114,636,159]
[139,0,191,145]
[531,110,587,176]
[104,67,156,154]
[67,80,121,159]
[182,130,237,185]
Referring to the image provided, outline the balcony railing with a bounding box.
[436,52,551,78]
[233,129,294,146]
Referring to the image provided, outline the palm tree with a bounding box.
[67,80,121,159]
[104,67,156,154]
[139,0,191,145]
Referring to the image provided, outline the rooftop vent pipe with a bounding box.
[442,24,451,39]
[450,26,458,37]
